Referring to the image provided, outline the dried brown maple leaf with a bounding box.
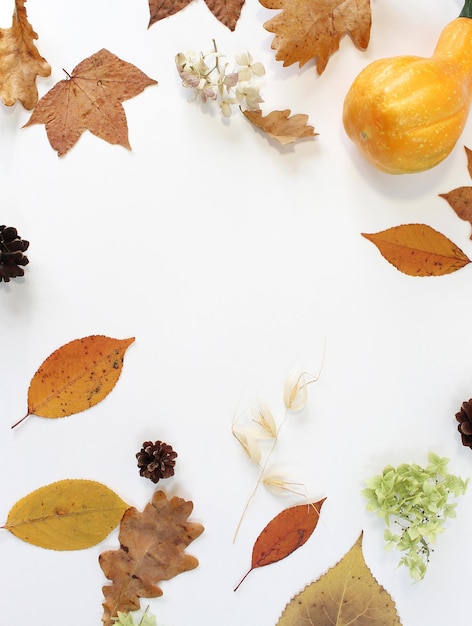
[259,0,371,74]
[99,490,204,626]
[0,0,51,109]
[243,109,317,145]
[148,0,245,31]
[23,49,157,156]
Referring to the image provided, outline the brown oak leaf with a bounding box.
[99,490,204,626]
[23,49,157,156]
[259,0,371,74]
[148,0,245,31]
[243,109,317,145]
[0,0,51,109]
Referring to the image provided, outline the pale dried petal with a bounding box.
[250,62,266,77]
[233,427,262,464]
[235,51,251,66]
[251,403,277,438]
[262,471,306,497]
[284,371,317,411]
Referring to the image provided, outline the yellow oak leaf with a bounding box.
[2,479,130,550]
[100,490,204,625]
[277,533,402,625]
[0,0,51,109]
[259,0,371,74]
[12,335,135,428]
[243,109,317,144]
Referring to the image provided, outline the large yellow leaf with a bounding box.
[13,335,134,427]
[277,533,402,626]
[362,224,471,276]
[2,479,130,550]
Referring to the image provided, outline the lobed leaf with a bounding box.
[362,224,471,276]
[259,0,371,74]
[243,109,317,145]
[100,490,204,626]
[276,533,402,625]
[2,479,130,550]
[0,0,51,109]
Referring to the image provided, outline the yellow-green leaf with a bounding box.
[362,224,471,276]
[277,533,402,626]
[2,479,130,550]
[13,335,134,427]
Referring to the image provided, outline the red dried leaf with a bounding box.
[362,224,471,276]
[465,146,472,179]
[234,498,326,590]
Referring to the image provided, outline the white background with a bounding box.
[2,0,472,624]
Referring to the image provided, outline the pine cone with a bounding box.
[136,440,177,483]
[0,226,29,282]
[455,399,472,448]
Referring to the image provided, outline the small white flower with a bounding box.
[235,51,266,80]
[236,83,263,110]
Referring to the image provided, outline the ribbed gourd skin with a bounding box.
[342,18,472,175]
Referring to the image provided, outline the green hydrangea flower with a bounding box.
[363,452,469,580]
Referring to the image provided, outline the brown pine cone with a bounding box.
[136,440,177,483]
[0,226,29,282]
[455,399,472,448]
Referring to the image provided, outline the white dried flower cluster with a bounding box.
[175,43,265,118]
[232,369,320,541]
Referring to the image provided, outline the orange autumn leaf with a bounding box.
[24,49,157,156]
[0,0,51,109]
[243,109,317,145]
[362,224,471,276]
[2,479,130,551]
[100,490,204,626]
[234,498,326,591]
[259,0,371,74]
[148,0,245,31]
[12,335,134,428]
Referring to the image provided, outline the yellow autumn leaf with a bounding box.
[2,479,130,550]
[13,335,134,427]
[277,533,402,626]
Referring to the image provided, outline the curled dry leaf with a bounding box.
[100,490,204,626]
[24,49,157,156]
[148,0,245,31]
[277,533,402,626]
[13,335,135,428]
[362,224,471,276]
[243,109,317,145]
[0,0,51,109]
[259,0,371,74]
[439,147,472,238]
[439,187,472,238]
[2,479,129,550]
[235,498,326,590]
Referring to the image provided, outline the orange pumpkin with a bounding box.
[342,17,472,174]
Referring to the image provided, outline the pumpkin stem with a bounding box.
[460,0,472,17]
